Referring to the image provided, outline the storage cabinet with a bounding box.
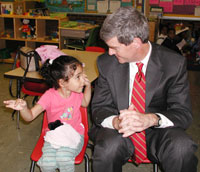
[0,14,65,50]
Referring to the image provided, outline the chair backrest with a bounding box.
[75,107,89,163]
[41,111,48,135]
[9,51,48,98]
[85,46,105,52]
[85,27,100,48]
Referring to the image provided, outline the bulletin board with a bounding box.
[86,0,133,13]
[149,0,200,14]
[45,0,133,13]
[45,0,85,12]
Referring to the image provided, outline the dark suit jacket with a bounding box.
[91,43,192,134]
[161,37,182,55]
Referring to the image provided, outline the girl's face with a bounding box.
[65,65,85,93]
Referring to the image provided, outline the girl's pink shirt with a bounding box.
[37,88,84,135]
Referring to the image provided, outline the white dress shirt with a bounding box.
[101,42,174,129]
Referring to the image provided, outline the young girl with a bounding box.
[4,55,91,172]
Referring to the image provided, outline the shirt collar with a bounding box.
[130,41,152,74]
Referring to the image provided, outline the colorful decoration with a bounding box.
[46,0,85,12]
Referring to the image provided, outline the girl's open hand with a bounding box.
[3,99,27,111]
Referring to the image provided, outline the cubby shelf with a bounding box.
[0,14,66,50]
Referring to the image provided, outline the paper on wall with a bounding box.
[97,1,108,13]
[110,1,121,13]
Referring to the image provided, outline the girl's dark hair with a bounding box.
[40,55,82,89]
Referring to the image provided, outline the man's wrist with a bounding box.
[112,116,120,130]
[154,114,162,127]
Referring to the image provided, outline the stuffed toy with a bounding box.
[48,120,63,130]
[19,19,34,39]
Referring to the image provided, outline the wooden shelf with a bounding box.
[0,14,65,20]
[0,15,65,49]
[0,37,59,43]
[0,58,14,63]
[161,14,200,21]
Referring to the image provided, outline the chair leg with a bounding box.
[87,143,94,152]
[84,153,90,172]
[22,94,29,99]
[153,163,158,172]
[16,110,20,129]
[32,96,38,105]
[30,161,36,172]
[11,110,16,120]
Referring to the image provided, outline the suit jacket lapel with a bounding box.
[145,45,163,108]
[113,63,129,110]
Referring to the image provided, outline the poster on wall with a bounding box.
[45,0,85,12]
[87,0,97,11]
[159,0,173,12]
[149,0,199,14]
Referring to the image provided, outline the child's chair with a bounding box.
[30,107,90,172]
[128,159,158,172]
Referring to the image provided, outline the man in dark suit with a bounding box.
[89,6,198,172]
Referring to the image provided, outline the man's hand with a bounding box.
[118,104,158,137]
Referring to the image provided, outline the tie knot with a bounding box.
[136,63,144,82]
[136,63,143,73]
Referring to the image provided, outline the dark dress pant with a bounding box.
[89,127,198,172]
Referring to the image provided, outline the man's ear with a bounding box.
[132,38,142,48]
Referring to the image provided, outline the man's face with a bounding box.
[106,37,137,63]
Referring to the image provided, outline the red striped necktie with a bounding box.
[129,62,151,164]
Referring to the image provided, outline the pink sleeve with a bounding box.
[37,89,51,110]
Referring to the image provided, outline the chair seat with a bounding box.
[23,82,49,94]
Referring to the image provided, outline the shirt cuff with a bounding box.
[101,115,117,129]
[155,113,174,128]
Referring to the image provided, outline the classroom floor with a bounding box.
[0,63,199,172]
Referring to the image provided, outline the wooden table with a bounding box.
[4,67,43,82]
[4,49,103,128]
[4,49,102,82]
[61,49,102,82]
[59,23,98,49]
[60,23,98,38]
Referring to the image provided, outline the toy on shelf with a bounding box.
[0,29,14,38]
[15,3,23,15]
[19,19,34,39]
[0,2,14,14]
